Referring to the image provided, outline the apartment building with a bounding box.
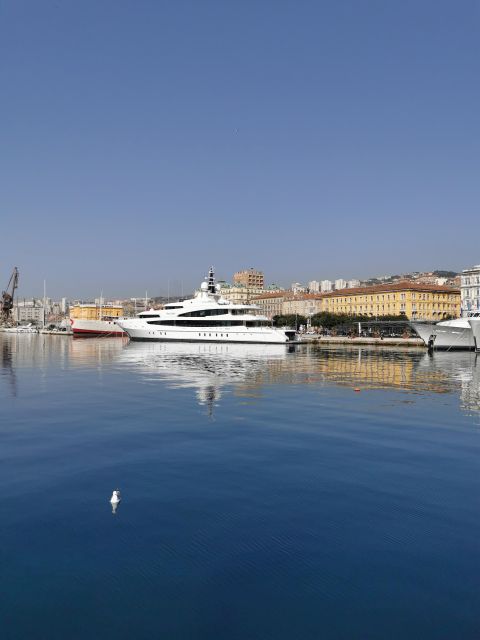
[233,269,264,288]
[461,265,480,315]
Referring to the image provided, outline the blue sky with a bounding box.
[1,0,479,298]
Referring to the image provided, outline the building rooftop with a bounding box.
[319,281,460,298]
[251,291,291,300]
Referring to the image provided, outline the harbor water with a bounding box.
[1,334,480,639]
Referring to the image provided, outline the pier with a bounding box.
[299,335,424,347]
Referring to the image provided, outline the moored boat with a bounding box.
[0,323,38,334]
[468,317,480,352]
[116,268,296,344]
[70,302,125,337]
[410,317,477,351]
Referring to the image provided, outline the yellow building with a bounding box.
[318,281,460,321]
[70,302,123,321]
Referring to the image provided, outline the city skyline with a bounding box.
[7,263,467,302]
[2,1,479,298]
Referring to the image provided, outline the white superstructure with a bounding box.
[411,313,480,350]
[116,268,297,344]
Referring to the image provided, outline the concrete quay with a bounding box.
[298,335,424,347]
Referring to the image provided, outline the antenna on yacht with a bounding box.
[207,267,216,294]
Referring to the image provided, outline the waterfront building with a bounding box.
[308,280,320,293]
[70,301,123,321]
[13,299,46,324]
[283,294,323,318]
[251,291,292,319]
[461,265,480,315]
[320,280,333,292]
[320,282,460,321]
[335,279,347,290]
[219,284,267,305]
[233,268,264,288]
[273,282,460,321]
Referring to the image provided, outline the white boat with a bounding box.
[1,323,38,334]
[411,313,480,350]
[116,268,297,344]
[468,317,480,352]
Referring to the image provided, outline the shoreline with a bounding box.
[298,335,424,347]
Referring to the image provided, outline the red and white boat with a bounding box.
[70,317,125,337]
[69,302,125,337]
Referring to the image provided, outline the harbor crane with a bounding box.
[1,267,19,323]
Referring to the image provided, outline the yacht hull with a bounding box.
[411,321,474,350]
[71,318,125,337]
[469,319,480,352]
[117,321,295,344]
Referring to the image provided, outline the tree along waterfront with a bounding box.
[273,313,425,337]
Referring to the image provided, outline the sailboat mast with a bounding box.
[43,279,46,328]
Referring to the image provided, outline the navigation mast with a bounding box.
[207,267,216,294]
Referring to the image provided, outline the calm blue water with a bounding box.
[1,335,480,639]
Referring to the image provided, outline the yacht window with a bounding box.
[245,320,269,328]
[148,319,244,327]
[179,309,226,317]
[139,314,160,318]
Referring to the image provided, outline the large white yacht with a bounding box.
[411,313,480,350]
[116,268,296,344]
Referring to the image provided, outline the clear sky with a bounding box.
[1,0,479,298]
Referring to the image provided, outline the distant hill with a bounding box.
[432,270,458,278]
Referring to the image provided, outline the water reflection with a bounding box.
[1,334,479,414]
[1,336,17,397]
[416,350,480,414]
[116,342,291,415]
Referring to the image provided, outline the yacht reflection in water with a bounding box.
[116,342,293,415]
[415,350,480,414]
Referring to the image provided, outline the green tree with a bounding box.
[273,314,307,330]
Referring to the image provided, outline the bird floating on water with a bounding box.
[110,489,121,514]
